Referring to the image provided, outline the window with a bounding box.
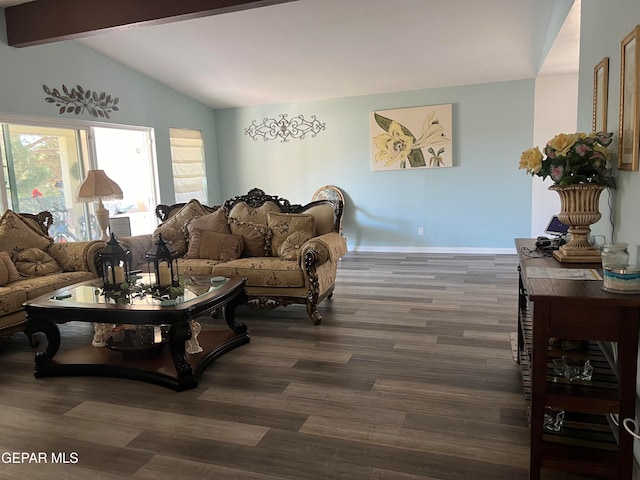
[169,128,207,203]
[0,116,160,240]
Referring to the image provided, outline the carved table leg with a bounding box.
[169,322,196,390]
[24,315,61,365]
[222,288,248,333]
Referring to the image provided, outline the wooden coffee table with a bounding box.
[24,275,249,391]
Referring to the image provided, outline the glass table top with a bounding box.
[48,274,229,307]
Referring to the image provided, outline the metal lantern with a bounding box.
[101,233,131,289]
[145,233,179,287]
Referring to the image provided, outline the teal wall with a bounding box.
[1,7,537,250]
[0,8,220,206]
[579,0,640,263]
[216,81,535,250]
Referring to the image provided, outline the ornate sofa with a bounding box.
[119,188,348,324]
[0,210,106,342]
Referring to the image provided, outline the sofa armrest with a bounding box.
[118,234,153,270]
[47,240,107,276]
[301,232,348,266]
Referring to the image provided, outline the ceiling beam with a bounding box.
[5,0,298,47]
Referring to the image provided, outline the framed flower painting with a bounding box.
[371,104,452,171]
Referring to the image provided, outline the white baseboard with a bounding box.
[348,245,517,255]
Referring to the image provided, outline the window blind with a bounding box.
[169,128,207,203]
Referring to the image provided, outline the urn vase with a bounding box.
[548,183,605,263]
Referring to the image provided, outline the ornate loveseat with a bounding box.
[0,210,105,342]
[119,188,347,324]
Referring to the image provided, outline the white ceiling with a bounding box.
[1,0,579,109]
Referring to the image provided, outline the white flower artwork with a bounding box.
[371,104,452,171]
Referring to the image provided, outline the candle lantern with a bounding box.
[101,233,130,289]
[145,233,179,287]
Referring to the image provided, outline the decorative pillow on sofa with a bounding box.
[267,212,316,257]
[0,209,52,256]
[186,208,231,236]
[279,231,313,260]
[229,219,272,257]
[153,199,207,256]
[228,201,282,226]
[13,247,63,277]
[152,227,187,257]
[186,230,244,261]
[0,251,22,285]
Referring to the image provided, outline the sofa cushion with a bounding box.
[0,251,22,284]
[176,258,220,276]
[186,208,231,236]
[186,230,244,262]
[229,219,271,257]
[212,257,304,287]
[14,247,63,277]
[0,209,52,256]
[267,212,316,257]
[22,271,95,300]
[279,231,313,260]
[228,201,282,225]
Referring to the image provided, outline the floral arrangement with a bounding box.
[519,131,614,187]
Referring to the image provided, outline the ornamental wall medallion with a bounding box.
[245,114,326,142]
[371,104,453,171]
[43,84,120,119]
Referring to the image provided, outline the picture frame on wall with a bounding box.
[593,57,609,133]
[618,25,640,171]
[370,104,453,172]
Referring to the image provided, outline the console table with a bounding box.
[516,239,640,479]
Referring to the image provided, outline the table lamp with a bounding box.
[76,169,123,241]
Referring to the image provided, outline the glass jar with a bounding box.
[601,243,629,268]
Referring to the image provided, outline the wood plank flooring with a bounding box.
[0,252,597,479]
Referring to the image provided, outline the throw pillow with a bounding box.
[228,201,282,225]
[267,212,316,257]
[0,251,21,284]
[279,231,313,260]
[153,199,207,256]
[0,209,52,256]
[229,218,272,257]
[152,227,187,257]
[186,229,243,261]
[13,247,63,277]
[186,208,231,236]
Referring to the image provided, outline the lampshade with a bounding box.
[76,169,123,202]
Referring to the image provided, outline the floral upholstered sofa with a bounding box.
[118,188,348,324]
[0,210,106,342]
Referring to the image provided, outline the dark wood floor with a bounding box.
[0,252,596,479]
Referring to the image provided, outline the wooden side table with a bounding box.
[516,239,640,479]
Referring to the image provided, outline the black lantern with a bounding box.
[145,233,179,287]
[101,233,131,289]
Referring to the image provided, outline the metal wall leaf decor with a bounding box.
[245,114,326,142]
[43,84,120,118]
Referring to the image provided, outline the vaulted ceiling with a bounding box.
[1,0,579,109]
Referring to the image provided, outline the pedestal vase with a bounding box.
[549,183,605,263]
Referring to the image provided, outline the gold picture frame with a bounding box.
[618,26,640,171]
[593,57,609,133]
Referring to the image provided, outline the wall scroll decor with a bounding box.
[244,114,326,142]
[43,84,120,119]
[592,57,609,133]
[371,104,452,171]
[618,25,640,171]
